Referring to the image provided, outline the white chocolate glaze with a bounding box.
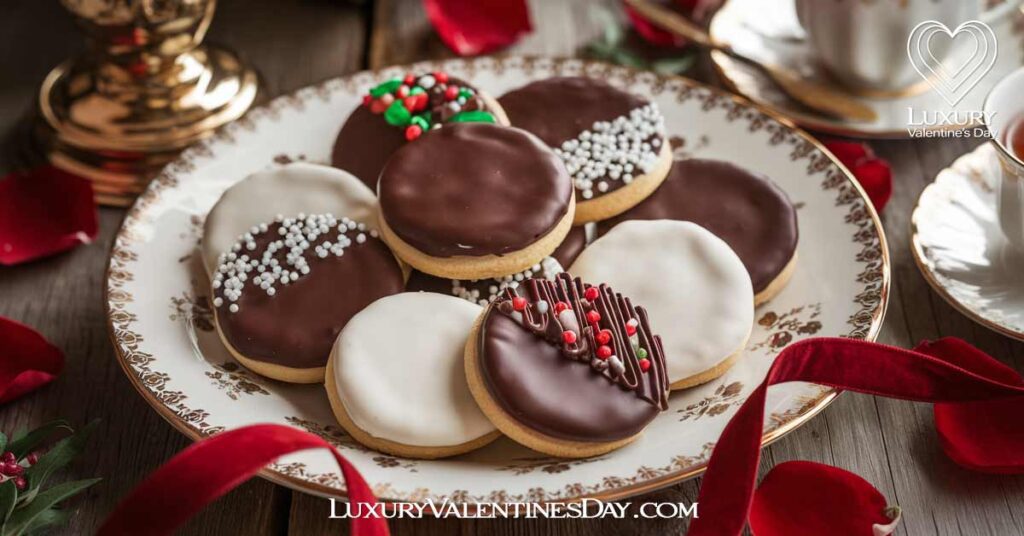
[332,293,496,447]
[201,163,378,275]
[569,220,753,384]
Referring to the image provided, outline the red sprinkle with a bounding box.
[512,297,527,311]
[586,310,601,324]
[596,329,612,345]
[403,95,419,111]
[639,359,651,372]
[625,320,638,336]
[362,94,372,106]
[396,85,410,99]
[584,287,599,301]
[369,96,391,114]
[562,330,577,344]
[597,345,612,359]
[404,125,423,141]
[434,71,449,84]
[554,301,570,314]
[444,85,460,101]
[404,73,416,86]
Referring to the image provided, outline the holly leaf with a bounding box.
[20,507,69,535]
[0,480,17,524]
[3,479,99,536]
[0,433,7,455]
[6,421,70,460]
[22,421,95,497]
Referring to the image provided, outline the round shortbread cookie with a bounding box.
[465,273,670,458]
[201,163,377,276]
[211,212,404,383]
[327,293,500,458]
[569,220,754,389]
[378,122,575,280]
[498,76,672,224]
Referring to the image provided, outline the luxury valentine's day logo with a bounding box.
[907,20,998,107]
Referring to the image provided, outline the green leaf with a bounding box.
[0,480,17,524]
[21,508,69,535]
[7,422,71,460]
[23,421,96,494]
[0,432,8,455]
[4,479,99,536]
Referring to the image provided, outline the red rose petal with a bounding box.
[0,316,64,404]
[423,0,532,57]
[917,338,1024,474]
[750,461,900,536]
[823,140,892,213]
[624,3,686,47]
[0,166,97,266]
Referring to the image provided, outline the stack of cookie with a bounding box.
[201,71,799,459]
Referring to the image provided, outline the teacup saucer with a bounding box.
[708,0,1024,138]
[912,143,1024,341]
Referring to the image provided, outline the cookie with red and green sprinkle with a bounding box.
[331,71,509,191]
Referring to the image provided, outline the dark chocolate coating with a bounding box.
[479,308,661,442]
[331,105,407,192]
[405,226,588,296]
[597,158,799,293]
[498,76,649,147]
[379,122,572,257]
[331,77,493,191]
[216,232,404,370]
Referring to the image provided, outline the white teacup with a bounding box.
[985,67,1024,251]
[795,0,1016,92]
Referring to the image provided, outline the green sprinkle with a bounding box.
[370,79,402,98]
[409,86,426,96]
[449,110,496,124]
[384,100,412,126]
[637,347,648,359]
[411,115,430,131]
[458,87,475,100]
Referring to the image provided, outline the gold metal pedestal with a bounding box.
[39,0,259,207]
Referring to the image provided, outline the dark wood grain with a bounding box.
[2,0,1023,534]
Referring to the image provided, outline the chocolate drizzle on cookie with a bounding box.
[494,273,669,410]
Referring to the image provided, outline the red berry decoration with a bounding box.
[596,329,612,345]
[13,477,25,490]
[554,301,570,314]
[396,85,410,99]
[5,462,22,476]
[512,297,527,311]
[403,95,419,111]
[1,452,14,464]
[586,310,601,324]
[596,345,612,359]
[404,125,423,141]
[562,330,577,344]
[444,85,460,101]
[639,359,651,372]
[362,94,372,106]
[403,73,416,86]
[584,287,599,301]
[434,71,449,84]
[26,452,38,465]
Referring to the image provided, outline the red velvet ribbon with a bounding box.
[689,337,1024,536]
[98,424,389,536]
[0,316,64,404]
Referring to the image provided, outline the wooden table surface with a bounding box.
[2,1,1023,534]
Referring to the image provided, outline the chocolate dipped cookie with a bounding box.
[378,122,576,280]
[465,273,670,458]
[211,213,405,383]
[331,70,509,191]
[405,225,588,305]
[498,76,672,224]
[598,158,798,304]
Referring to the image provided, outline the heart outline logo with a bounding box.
[906,20,998,107]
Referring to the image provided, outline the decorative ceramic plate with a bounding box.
[912,142,1024,341]
[105,56,889,504]
[708,0,1024,138]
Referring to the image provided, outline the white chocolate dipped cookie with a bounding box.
[569,220,754,389]
[201,163,378,276]
[326,293,500,458]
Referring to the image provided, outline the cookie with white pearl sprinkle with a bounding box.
[498,77,672,224]
[211,212,405,383]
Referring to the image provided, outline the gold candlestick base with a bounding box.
[39,0,259,207]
